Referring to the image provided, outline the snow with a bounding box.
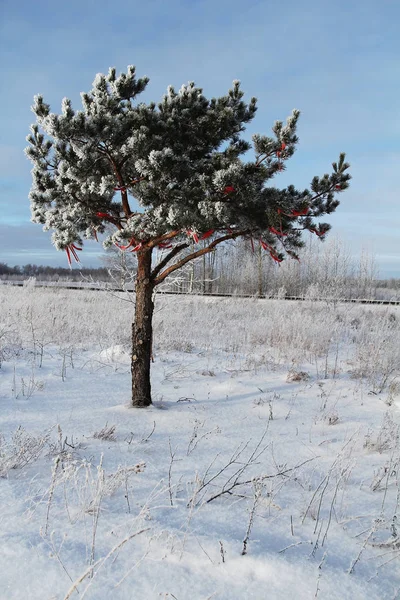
[1,286,400,599]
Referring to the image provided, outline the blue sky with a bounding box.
[0,0,399,276]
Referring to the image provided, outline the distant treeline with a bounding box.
[1,236,400,302]
[0,262,110,281]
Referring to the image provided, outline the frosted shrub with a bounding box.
[0,287,346,371]
[2,286,400,391]
[0,427,49,477]
[48,457,145,517]
[364,412,399,453]
[0,322,21,367]
[0,286,132,351]
[353,310,400,392]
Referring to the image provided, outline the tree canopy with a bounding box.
[25,65,350,269]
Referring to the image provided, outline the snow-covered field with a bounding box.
[1,284,400,599]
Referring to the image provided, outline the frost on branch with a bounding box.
[25,65,350,263]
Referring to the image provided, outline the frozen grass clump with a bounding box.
[0,426,49,477]
[0,285,132,352]
[364,412,399,453]
[1,286,400,392]
[351,309,400,392]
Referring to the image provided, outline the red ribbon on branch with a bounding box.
[185,229,215,244]
[200,229,215,240]
[259,239,282,263]
[65,244,82,266]
[269,226,288,237]
[278,206,309,217]
[290,207,309,217]
[275,142,286,171]
[270,253,283,263]
[223,186,236,195]
[115,237,138,251]
[187,230,199,244]
[309,228,327,238]
[96,212,119,223]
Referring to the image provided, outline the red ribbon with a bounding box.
[187,230,199,243]
[260,239,282,262]
[116,237,138,251]
[200,229,215,240]
[269,226,288,237]
[309,228,327,238]
[96,212,117,222]
[278,206,309,217]
[276,143,286,158]
[223,186,236,195]
[291,207,309,217]
[65,244,82,266]
[260,239,275,252]
[115,237,142,252]
[270,252,283,263]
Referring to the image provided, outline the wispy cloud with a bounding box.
[0,223,103,267]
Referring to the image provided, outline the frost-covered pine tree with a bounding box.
[26,65,351,407]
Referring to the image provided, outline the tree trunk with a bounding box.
[258,244,263,298]
[131,248,154,407]
[202,247,206,295]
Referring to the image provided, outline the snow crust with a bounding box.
[0,286,399,599]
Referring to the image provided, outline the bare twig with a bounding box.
[141,420,156,443]
[168,439,177,507]
[45,455,61,535]
[63,528,149,600]
[219,541,226,563]
[242,480,263,555]
[206,456,315,505]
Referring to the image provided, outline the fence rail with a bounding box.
[1,279,400,306]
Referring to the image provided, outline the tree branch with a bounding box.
[205,456,316,504]
[310,183,336,204]
[151,243,189,280]
[103,151,132,218]
[255,151,274,167]
[147,230,182,249]
[153,230,249,286]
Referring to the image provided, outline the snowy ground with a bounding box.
[1,284,400,599]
